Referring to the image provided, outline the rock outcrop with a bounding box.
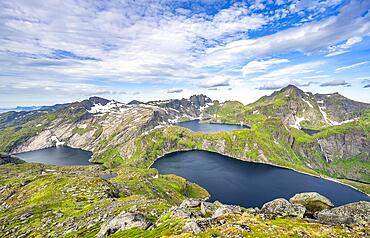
[260,198,306,218]
[96,212,150,238]
[289,192,334,217]
[0,153,24,165]
[316,201,370,226]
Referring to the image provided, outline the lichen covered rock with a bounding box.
[96,212,150,238]
[316,201,370,226]
[289,192,334,216]
[260,198,306,218]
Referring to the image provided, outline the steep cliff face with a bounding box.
[290,119,370,182]
[313,93,369,123]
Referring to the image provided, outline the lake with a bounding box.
[178,119,249,132]
[15,146,93,166]
[301,128,320,135]
[152,150,370,208]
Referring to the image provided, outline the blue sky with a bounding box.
[0,0,369,107]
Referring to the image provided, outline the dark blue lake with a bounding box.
[152,150,370,208]
[178,119,249,132]
[15,146,92,166]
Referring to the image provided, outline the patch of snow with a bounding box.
[319,106,329,124]
[317,100,324,104]
[332,118,357,126]
[290,116,305,129]
[88,101,117,114]
[253,110,259,115]
[302,98,313,108]
[51,136,64,146]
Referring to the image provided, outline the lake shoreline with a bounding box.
[150,149,370,198]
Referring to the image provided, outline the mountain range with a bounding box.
[0,85,369,237]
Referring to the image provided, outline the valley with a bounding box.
[0,85,369,237]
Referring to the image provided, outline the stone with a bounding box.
[180,198,201,208]
[169,206,192,219]
[96,212,150,238]
[182,221,201,234]
[316,201,370,226]
[200,202,214,216]
[260,198,306,218]
[289,192,334,216]
[212,205,241,218]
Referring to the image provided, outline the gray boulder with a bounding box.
[289,192,334,216]
[182,221,202,234]
[96,212,150,238]
[200,202,214,216]
[169,206,193,219]
[316,201,370,226]
[260,198,306,218]
[212,205,241,218]
[180,198,201,208]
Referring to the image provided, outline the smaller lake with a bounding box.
[178,119,249,132]
[15,146,93,166]
[152,150,370,208]
[301,128,320,135]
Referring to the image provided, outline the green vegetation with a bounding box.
[0,163,208,237]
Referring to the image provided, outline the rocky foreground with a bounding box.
[0,163,369,237]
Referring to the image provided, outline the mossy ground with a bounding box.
[0,163,207,237]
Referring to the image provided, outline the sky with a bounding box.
[0,0,370,107]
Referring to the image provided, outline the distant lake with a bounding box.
[15,146,92,166]
[152,150,370,208]
[301,128,320,135]
[178,119,249,132]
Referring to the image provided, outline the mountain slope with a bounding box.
[0,88,369,184]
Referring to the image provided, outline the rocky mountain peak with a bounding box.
[189,94,212,108]
[279,84,305,97]
[128,100,143,105]
[81,97,111,111]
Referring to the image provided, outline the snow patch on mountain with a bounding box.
[302,98,313,108]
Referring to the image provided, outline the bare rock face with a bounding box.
[289,192,334,217]
[260,198,306,219]
[96,212,150,238]
[316,201,370,226]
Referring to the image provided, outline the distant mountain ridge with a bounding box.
[244,85,369,129]
[0,86,369,186]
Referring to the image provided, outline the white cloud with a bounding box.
[256,79,315,90]
[198,76,230,88]
[304,75,330,79]
[320,79,350,87]
[335,61,368,72]
[325,50,350,57]
[0,0,369,105]
[203,0,370,67]
[241,58,289,75]
[326,36,363,56]
[251,61,324,81]
[167,88,183,93]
